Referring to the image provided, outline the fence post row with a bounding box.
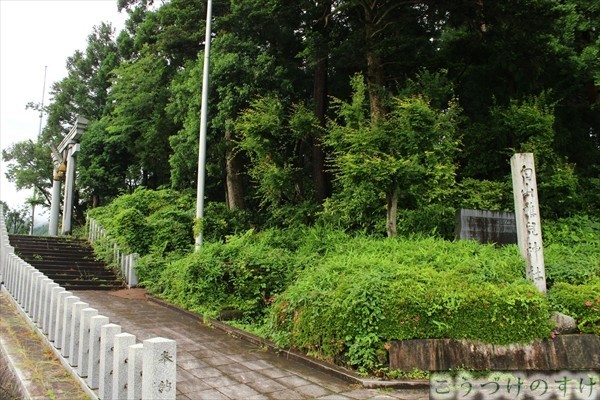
[87,217,138,289]
[0,206,176,399]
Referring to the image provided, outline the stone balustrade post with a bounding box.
[113,333,136,400]
[34,276,51,324]
[27,271,42,314]
[99,323,122,399]
[5,253,15,294]
[53,291,73,349]
[10,256,20,299]
[60,295,80,357]
[22,267,31,310]
[23,267,33,311]
[142,337,177,400]
[77,307,98,377]
[30,273,43,321]
[17,260,33,302]
[127,343,143,400]
[42,282,59,335]
[38,279,53,331]
[68,301,89,366]
[30,272,44,318]
[87,315,110,389]
[4,253,13,293]
[48,286,66,342]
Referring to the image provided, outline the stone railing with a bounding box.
[88,217,138,288]
[0,207,175,400]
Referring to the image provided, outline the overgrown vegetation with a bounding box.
[4,0,598,377]
[88,188,600,374]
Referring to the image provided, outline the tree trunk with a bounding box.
[386,185,399,237]
[366,47,386,124]
[225,128,245,210]
[311,0,332,202]
[363,2,387,124]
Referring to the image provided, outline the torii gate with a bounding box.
[48,116,89,235]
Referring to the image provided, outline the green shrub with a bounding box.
[396,204,456,240]
[155,244,229,315]
[267,237,551,372]
[202,202,253,242]
[146,207,194,254]
[152,229,310,319]
[543,215,600,287]
[112,208,152,254]
[454,178,513,211]
[547,278,600,334]
[135,252,170,292]
[89,188,196,256]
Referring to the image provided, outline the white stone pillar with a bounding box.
[4,254,12,292]
[77,307,98,377]
[42,282,59,335]
[99,323,122,399]
[61,295,80,357]
[49,177,62,236]
[24,265,35,309]
[53,291,73,349]
[127,343,143,400]
[113,333,136,400]
[14,261,23,303]
[142,337,177,400]
[48,286,66,342]
[68,301,89,366]
[6,254,17,295]
[30,273,42,321]
[62,143,80,235]
[36,277,52,325]
[87,315,110,389]
[32,274,47,323]
[89,218,95,241]
[511,153,547,293]
[27,271,43,315]
[128,254,139,288]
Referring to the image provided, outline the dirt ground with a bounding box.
[108,287,148,300]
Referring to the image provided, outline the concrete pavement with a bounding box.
[71,289,429,400]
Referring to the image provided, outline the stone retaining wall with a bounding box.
[389,335,600,372]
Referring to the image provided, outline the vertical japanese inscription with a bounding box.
[511,153,546,293]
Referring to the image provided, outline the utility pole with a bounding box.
[195,0,213,251]
[30,66,47,235]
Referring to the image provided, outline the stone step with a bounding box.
[8,234,124,291]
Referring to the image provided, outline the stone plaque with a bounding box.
[455,209,517,246]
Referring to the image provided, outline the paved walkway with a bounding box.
[72,289,428,400]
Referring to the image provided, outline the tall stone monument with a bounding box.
[510,153,546,293]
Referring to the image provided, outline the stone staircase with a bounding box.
[8,235,124,291]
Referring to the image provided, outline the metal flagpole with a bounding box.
[195,0,213,251]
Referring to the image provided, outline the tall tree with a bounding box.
[2,140,53,207]
[326,75,461,236]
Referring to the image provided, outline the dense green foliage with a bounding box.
[4,0,600,375]
[267,238,551,371]
[548,279,600,334]
[88,188,195,254]
[3,0,599,231]
[88,189,598,373]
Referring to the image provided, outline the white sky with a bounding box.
[0,0,127,223]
